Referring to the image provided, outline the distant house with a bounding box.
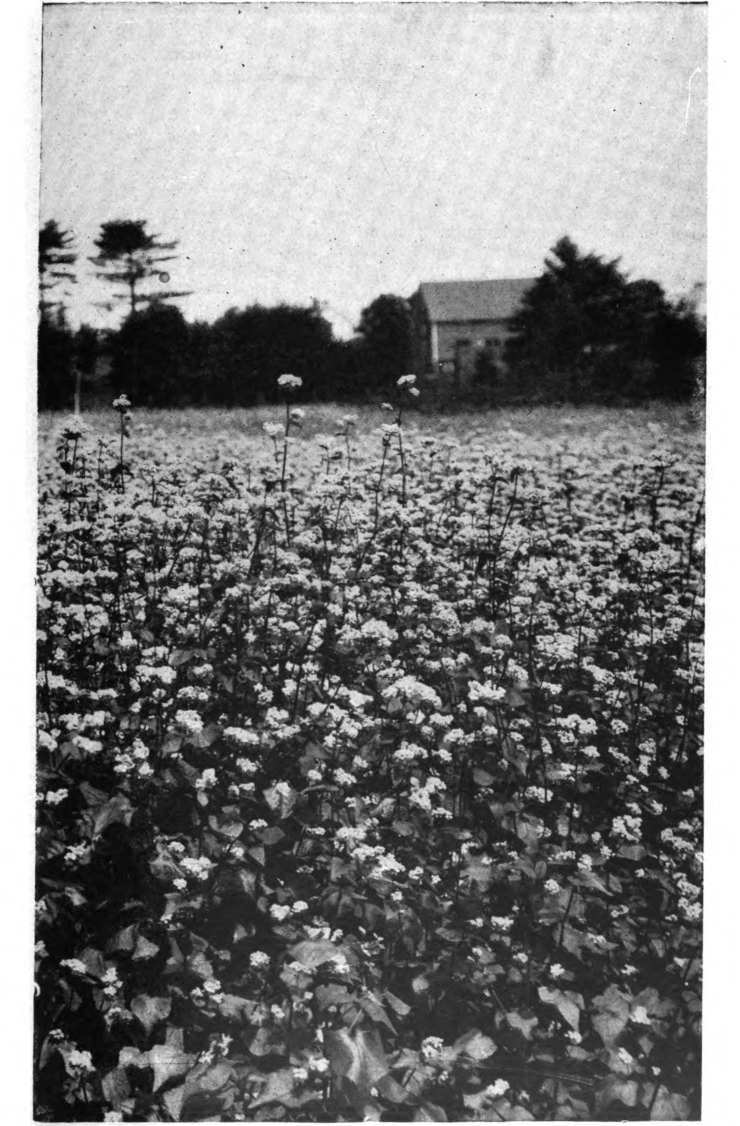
[409,278,536,384]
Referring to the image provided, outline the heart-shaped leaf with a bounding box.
[130,993,171,1036]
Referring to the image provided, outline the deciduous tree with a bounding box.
[354,294,413,393]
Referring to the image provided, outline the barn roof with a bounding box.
[418,278,536,323]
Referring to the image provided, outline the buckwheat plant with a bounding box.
[35,396,703,1121]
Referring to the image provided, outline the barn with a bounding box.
[409,278,536,385]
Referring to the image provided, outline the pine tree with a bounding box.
[90,220,191,404]
[39,220,77,318]
[89,219,191,317]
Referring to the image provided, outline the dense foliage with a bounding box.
[39,220,78,317]
[89,220,192,320]
[35,391,703,1121]
[504,238,705,404]
[38,219,705,413]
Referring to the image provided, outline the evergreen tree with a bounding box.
[39,220,77,318]
[90,219,191,317]
[90,220,191,403]
[505,236,705,402]
[38,221,77,409]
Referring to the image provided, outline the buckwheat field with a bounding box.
[35,382,704,1122]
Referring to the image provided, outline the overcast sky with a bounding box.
[40,1,707,337]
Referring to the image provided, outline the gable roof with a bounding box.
[418,278,536,323]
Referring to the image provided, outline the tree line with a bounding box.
[38,220,704,411]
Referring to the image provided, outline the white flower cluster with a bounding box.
[408,774,447,812]
[277,373,303,390]
[174,709,204,735]
[382,675,442,711]
[468,680,506,706]
[180,856,214,880]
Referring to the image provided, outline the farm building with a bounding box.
[409,278,536,385]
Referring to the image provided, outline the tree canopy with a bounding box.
[204,303,338,406]
[89,219,191,317]
[354,294,414,393]
[505,237,705,401]
[37,218,704,410]
[39,220,77,317]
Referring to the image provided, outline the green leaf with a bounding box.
[505,686,527,708]
[191,1060,234,1092]
[566,1045,592,1062]
[217,993,256,1021]
[464,854,495,888]
[93,792,135,838]
[194,722,221,749]
[164,936,185,973]
[453,1029,497,1060]
[325,1027,389,1091]
[506,1010,538,1039]
[436,926,462,943]
[119,1046,149,1069]
[648,1085,690,1120]
[592,1011,628,1047]
[498,1103,535,1121]
[606,1046,636,1075]
[569,869,612,896]
[384,989,411,1017]
[162,733,184,757]
[463,1091,488,1113]
[247,1067,293,1109]
[633,987,675,1019]
[330,856,350,881]
[238,871,257,899]
[209,816,244,840]
[594,1076,639,1114]
[79,781,108,806]
[592,984,632,1015]
[130,993,172,1036]
[162,1084,186,1121]
[133,934,160,960]
[473,768,495,787]
[376,1073,408,1104]
[316,983,353,1010]
[78,946,107,979]
[187,950,214,979]
[618,843,646,862]
[249,1026,287,1057]
[360,995,396,1032]
[289,938,342,968]
[591,983,631,1045]
[257,826,286,845]
[148,1042,193,1091]
[414,1102,447,1121]
[515,813,544,851]
[537,987,583,1031]
[263,783,297,819]
[558,922,587,958]
[101,1066,130,1109]
[106,925,137,953]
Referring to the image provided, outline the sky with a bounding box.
[40,1,707,337]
